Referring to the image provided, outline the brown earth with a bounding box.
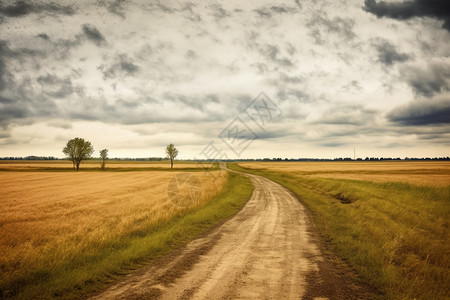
[90,170,377,300]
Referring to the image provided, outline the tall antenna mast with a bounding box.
[354,147,356,160]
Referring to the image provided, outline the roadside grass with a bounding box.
[229,163,450,300]
[0,171,253,299]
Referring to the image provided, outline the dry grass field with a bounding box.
[0,160,214,170]
[0,169,228,298]
[238,161,450,186]
[232,161,450,299]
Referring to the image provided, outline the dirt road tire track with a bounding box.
[90,170,376,299]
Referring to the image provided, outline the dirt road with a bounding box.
[91,172,373,299]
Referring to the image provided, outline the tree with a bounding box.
[64,139,77,169]
[62,138,94,171]
[165,143,178,169]
[99,149,108,170]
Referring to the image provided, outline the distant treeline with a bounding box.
[233,157,450,161]
[1,156,449,161]
[0,156,167,161]
[109,157,168,161]
[0,156,60,160]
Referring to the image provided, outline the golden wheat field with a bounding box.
[0,170,227,290]
[0,160,214,170]
[238,161,450,186]
[234,161,449,299]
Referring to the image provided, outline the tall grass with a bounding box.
[0,171,253,299]
[230,163,450,299]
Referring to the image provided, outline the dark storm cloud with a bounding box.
[418,132,450,143]
[0,131,11,139]
[259,44,293,67]
[0,1,76,18]
[36,74,74,98]
[307,14,355,45]
[159,93,244,122]
[0,96,14,104]
[401,62,450,97]
[276,88,309,102]
[181,2,201,23]
[54,37,83,59]
[254,5,296,18]
[185,49,197,59]
[253,128,297,140]
[388,97,450,125]
[364,0,450,31]
[0,82,58,126]
[341,80,362,92]
[62,92,239,125]
[155,3,176,14]
[209,3,230,20]
[317,125,390,144]
[100,55,140,79]
[0,39,38,58]
[37,33,50,40]
[374,39,410,66]
[118,60,139,74]
[252,62,269,74]
[286,43,296,56]
[82,24,107,46]
[244,31,295,70]
[0,41,73,126]
[320,142,346,147]
[108,0,126,18]
[0,101,27,121]
[47,120,72,130]
[0,41,11,91]
[314,105,377,126]
[281,73,304,83]
[0,40,44,92]
[205,94,219,103]
[163,93,203,111]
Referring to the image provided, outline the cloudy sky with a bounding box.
[0,0,449,159]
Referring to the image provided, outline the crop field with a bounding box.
[238,161,450,186]
[232,161,450,299]
[0,167,249,299]
[2,160,448,299]
[0,160,214,171]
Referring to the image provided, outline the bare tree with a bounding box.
[62,137,94,171]
[165,143,178,169]
[99,148,108,170]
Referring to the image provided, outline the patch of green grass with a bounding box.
[229,163,450,300]
[1,171,253,299]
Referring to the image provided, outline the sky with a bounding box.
[0,0,449,159]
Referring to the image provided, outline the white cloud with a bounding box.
[0,0,449,158]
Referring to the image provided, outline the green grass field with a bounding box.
[230,162,450,300]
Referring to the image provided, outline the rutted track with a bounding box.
[91,170,372,299]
